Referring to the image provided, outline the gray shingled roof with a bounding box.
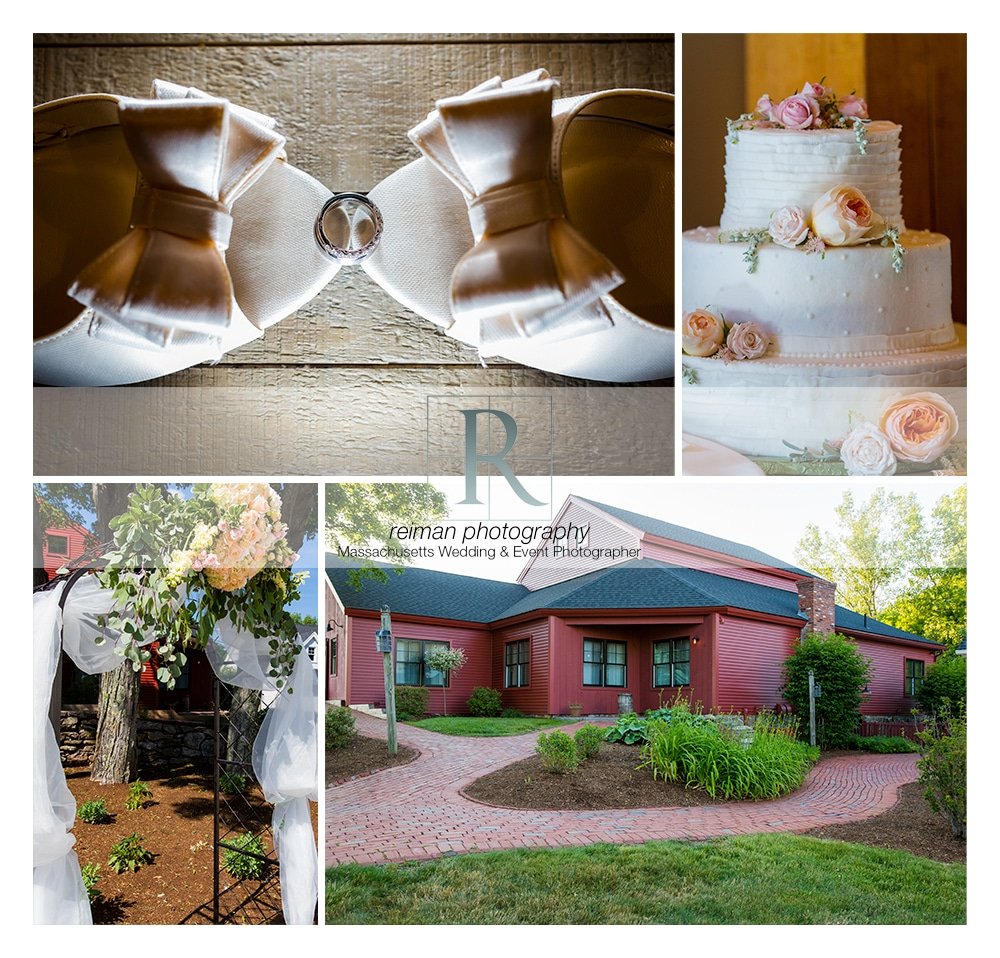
[576,497,808,575]
[326,554,938,646]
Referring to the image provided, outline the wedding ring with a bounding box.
[314,192,384,264]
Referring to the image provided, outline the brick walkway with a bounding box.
[326,713,919,866]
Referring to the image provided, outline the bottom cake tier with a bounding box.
[682,326,966,468]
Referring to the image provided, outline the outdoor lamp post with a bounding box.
[377,606,398,756]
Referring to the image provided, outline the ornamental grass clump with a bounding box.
[641,713,818,800]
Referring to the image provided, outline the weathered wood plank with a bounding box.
[34,370,673,476]
[35,34,674,46]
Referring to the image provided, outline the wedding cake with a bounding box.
[681,83,966,475]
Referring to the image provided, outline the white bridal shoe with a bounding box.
[34,80,340,386]
[34,72,674,386]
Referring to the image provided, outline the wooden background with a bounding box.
[34,34,676,476]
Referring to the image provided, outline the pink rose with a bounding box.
[839,423,897,476]
[811,185,884,246]
[838,93,868,119]
[773,93,820,130]
[801,81,829,98]
[726,322,770,360]
[682,308,725,357]
[755,93,775,120]
[768,206,810,248]
[878,392,959,463]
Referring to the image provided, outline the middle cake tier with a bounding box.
[682,226,955,357]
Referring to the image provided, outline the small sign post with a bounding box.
[808,669,817,747]
[377,606,397,756]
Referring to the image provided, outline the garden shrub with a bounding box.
[78,799,111,824]
[81,863,101,902]
[915,708,966,839]
[783,632,872,748]
[395,686,429,721]
[500,707,524,719]
[326,705,356,749]
[846,734,919,754]
[223,832,268,880]
[124,780,153,810]
[219,770,248,793]
[917,654,966,714]
[574,724,604,761]
[466,687,503,717]
[107,833,154,874]
[641,715,818,800]
[604,712,648,745]
[536,731,579,774]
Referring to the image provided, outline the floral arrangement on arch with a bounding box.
[95,484,305,690]
[682,307,770,362]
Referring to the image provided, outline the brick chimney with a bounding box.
[796,577,837,636]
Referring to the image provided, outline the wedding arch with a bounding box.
[33,484,318,925]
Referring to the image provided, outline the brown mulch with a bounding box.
[806,780,965,864]
[464,742,730,809]
[326,734,419,787]
[66,762,309,924]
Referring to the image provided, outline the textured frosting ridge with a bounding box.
[720,121,904,231]
[682,228,953,358]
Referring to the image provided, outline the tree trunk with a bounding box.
[226,686,263,772]
[90,662,141,784]
[90,483,141,784]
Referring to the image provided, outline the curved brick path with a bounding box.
[326,713,919,866]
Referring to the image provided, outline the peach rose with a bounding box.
[839,423,897,476]
[726,322,770,360]
[756,93,775,120]
[838,93,869,119]
[773,93,820,130]
[682,308,725,357]
[768,206,810,248]
[811,185,884,246]
[878,392,959,463]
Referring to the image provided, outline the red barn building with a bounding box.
[327,496,941,718]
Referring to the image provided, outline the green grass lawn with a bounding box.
[326,835,965,924]
[404,716,571,737]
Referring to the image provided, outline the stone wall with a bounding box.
[60,708,215,770]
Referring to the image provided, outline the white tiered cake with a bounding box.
[681,90,966,474]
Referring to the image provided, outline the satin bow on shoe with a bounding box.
[408,70,623,356]
[68,81,285,352]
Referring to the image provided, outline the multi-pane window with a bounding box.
[505,639,530,688]
[653,638,691,687]
[395,639,449,687]
[904,658,925,697]
[583,639,626,687]
[48,534,68,555]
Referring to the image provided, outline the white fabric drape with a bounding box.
[34,577,318,925]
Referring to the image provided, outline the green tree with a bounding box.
[326,483,448,587]
[795,489,930,617]
[783,633,872,749]
[917,654,967,714]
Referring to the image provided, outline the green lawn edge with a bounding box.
[326,834,965,925]
[404,716,573,737]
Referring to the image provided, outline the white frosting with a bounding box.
[720,122,904,231]
[682,228,953,357]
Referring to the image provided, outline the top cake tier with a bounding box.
[720,121,904,232]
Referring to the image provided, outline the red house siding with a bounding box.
[42,523,91,579]
[327,579,347,704]
[346,612,492,714]
[547,616,714,716]
[491,619,551,714]
[715,614,801,713]
[640,540,799,592]
[851,636,937,715]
